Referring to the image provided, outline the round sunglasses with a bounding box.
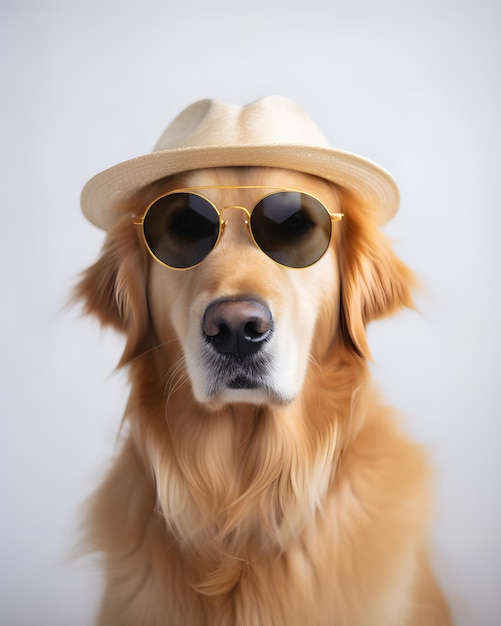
[132,186,344,270]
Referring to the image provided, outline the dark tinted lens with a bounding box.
[143,193,220,268]
[250,192,331,267]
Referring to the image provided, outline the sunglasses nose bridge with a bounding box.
[217,205,256,251]
[219,205,251,220]
[218,205,252,234]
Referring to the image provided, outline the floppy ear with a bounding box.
[74,215,151,366]
[338,195,415,359]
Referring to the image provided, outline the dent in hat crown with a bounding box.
[153,96,331,151]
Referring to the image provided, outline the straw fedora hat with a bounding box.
[81,96,399,230]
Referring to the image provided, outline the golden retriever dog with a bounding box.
[76,162,452,624]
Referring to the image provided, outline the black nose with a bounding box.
[203,299,273,359]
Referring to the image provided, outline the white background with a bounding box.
[1,1,499,624]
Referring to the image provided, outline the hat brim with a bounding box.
[81,144,399,231]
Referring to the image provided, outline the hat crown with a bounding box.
[153,96,331,152]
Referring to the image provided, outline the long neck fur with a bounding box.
[125,341,368,595]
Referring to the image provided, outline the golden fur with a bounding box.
[76,167,452,625]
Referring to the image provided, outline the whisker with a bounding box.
[163,353,190,399]
[306,353,324,382]
[128,337,181,364]
[161,350,185,390]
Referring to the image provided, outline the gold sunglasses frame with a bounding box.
[132,185,344,270]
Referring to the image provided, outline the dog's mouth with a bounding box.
[227,375,261,390]
[205,354,271,395]
[200,353,291,405]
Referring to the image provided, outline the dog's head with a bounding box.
[76,167,413,410]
